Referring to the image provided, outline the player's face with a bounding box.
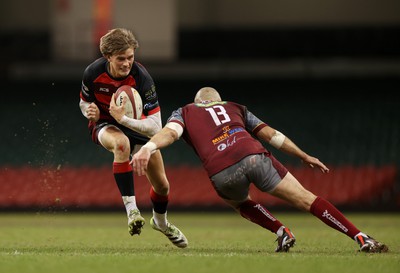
[107,48,135,78]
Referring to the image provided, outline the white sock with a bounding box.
[354,232,367,241]
[276,226,285,237]
[122,196,138,216]
[153,210,167,230]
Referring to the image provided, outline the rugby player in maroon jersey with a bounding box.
[131,87,388,253]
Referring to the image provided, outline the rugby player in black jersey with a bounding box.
[79,28,187,248]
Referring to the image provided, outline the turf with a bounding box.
[0,212,398,273]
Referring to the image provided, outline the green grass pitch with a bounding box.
[0,212,398,273]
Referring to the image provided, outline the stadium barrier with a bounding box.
[0,165,398,211]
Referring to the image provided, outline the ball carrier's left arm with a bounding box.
[109,85,162,137]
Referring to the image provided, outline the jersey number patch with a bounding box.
[205,105,231,126]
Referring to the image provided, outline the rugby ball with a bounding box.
[114,85,143,119]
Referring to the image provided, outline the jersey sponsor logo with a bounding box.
[212,126,244,145]
[81,82,89,96]
[217,136,238,151]
[322,210,348,233]
[99,87,110,93]
[217,143,227,151]
[144,86,157,100]
[144,101,159,111]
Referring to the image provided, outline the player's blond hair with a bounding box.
[194,87,222,103]
[99,28,139,57]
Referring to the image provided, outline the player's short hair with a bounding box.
[99,28,139,57]
[194,87,222,103]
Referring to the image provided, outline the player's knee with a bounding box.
[112,137,130,157]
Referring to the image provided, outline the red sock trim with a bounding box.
[150,187,169,202]
[113,161,132,173]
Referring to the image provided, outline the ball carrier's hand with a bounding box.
[109,93,127,123]
[85,103,100,122]
[131,146,152,176]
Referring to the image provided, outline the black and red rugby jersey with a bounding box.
[80,57,160,122]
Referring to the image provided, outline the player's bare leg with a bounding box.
[146,150,169,196]
[100,126,144,235]
[146,150,188,248]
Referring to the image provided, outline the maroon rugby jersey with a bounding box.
[167,101,269,176]
[79,57,160,123]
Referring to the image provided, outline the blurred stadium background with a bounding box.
[0,0,399,212]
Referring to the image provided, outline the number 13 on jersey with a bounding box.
[205,105,231,126]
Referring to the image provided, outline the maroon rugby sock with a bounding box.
[239,200,283,233]
[310,196,360,239]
